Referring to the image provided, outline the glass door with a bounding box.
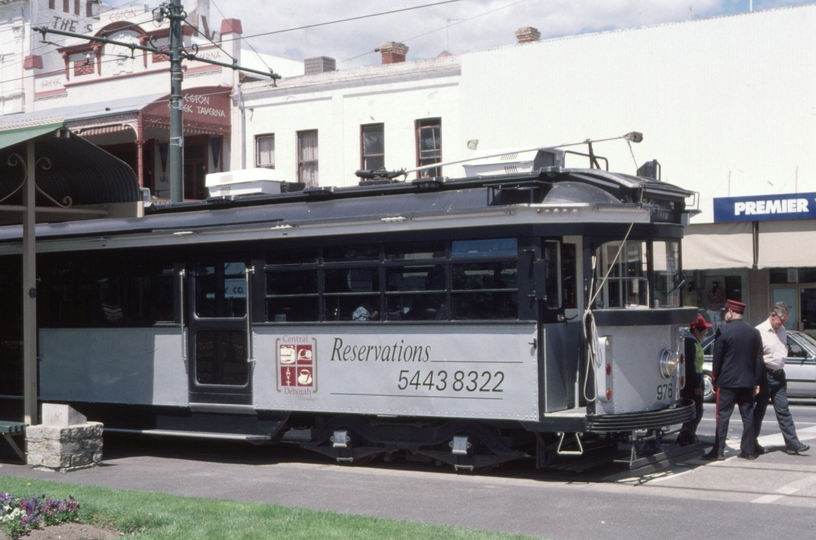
[187,259,253,405]
[799,287,816,331]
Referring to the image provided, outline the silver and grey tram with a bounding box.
[0,153,697,471]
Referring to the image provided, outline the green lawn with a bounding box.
[0,475,542,540]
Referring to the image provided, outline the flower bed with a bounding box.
[0,493,80,539]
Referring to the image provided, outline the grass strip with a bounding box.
[1,475,541,540]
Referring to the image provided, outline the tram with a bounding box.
[0,143,697,470]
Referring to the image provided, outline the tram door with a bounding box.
[185,259,253,405]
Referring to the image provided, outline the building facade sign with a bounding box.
[713,193,816,222]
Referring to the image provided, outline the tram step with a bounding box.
[104,427,271,442]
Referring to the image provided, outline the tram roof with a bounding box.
[0,167,693,244]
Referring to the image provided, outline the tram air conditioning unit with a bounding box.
[206,168,289,197]
[463,148,565,177]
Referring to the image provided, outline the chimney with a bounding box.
[377,41,409,64]
[220,18,243,36]
[515,27,541,44]
[304,56,336,75]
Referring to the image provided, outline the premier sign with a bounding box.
[713,193,816,222]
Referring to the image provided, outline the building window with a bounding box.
[49,0,56,9]
[74,0,80,16]
[255,134,275,168]
[63,0,69,13]
[87,0,97,17]
[361,123,384,170]
[416,118,441,177]
[298,130,318,187]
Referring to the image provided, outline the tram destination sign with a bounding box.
[714,193,816,223]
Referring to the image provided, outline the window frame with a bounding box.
[255,134,275,169]
[415,118,442,178]
[360,123,385,170]
[297,130,319,187]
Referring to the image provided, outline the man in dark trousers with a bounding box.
[703,299,765,460]
[753,302,810,455]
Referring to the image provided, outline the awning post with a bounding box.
[23,139,38,426]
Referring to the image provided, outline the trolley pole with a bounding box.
[168,0,185,203]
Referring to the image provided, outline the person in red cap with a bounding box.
[703,299,765,460]
[677,314,712,446]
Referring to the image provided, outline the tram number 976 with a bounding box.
[657,383,673,400]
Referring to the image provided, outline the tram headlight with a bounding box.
[659,348,679,379]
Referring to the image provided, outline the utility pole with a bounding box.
[34,0,280,203]
[167,0,185,203]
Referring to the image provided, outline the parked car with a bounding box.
[701,330,816,402]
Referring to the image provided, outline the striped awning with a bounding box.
[0,124,140,224]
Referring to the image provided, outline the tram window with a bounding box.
[323,245,380,262]
[385,265,446,320]
[266,246,319,266]
[194,262,247,319]
[266,270,319,322]
[451,261,518,319]
[41,258,119,327]
[561,243,577,309]
[542,241,561,309]
[127,265,175,323]
[595,241,648,308]
[451,238,517,258]
[195,329,248,386]
[384,241,446,261]
[654,241,681,307]
[324,268,381,321]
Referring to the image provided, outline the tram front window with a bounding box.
[594,240,681,308]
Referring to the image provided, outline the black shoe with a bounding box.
[786,443,810,455]
[701,452,724,461]
[755,444,765,455]
[738,453,757,460]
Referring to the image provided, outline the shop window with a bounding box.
[256,134,275,168]
[361,124,384,170]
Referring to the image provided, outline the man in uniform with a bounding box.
[754,302,810,455]
[703,299,764,460]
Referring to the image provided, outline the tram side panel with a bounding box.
[252,324,539,421]
[39,327,189,407]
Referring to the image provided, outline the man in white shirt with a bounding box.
[754,302,810,455]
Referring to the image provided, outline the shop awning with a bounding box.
[683,221,754,270]
[684,219,816,271]
[0,123,141,224]
[757,219,816,269]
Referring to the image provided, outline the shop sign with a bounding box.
[713,193,816,222]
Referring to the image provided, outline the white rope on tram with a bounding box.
[582,204,643,402]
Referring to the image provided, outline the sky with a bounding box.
[105,0,811,69]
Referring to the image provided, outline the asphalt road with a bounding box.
[2,402,816,540]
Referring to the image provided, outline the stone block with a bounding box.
[41,404,87,426]
[25,421,103,472]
